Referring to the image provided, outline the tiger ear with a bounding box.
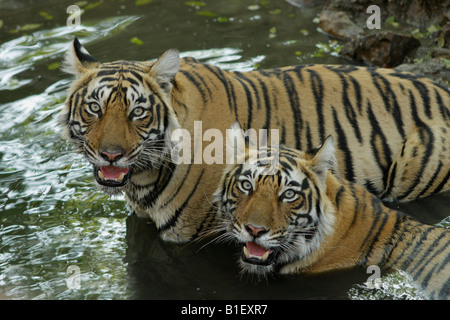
[150,49,180,90]
[310,135,336,184]
[225,122,247,164]
[62,38,99,76]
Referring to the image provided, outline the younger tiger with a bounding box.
[213,125,450,299]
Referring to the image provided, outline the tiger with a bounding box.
[212,125,450,300]
[59,37,449,243]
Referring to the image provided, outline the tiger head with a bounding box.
[59,38,180,194]
[213,126,337,277]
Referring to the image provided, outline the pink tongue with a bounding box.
[100,166,129,179]
[246,241,272,257]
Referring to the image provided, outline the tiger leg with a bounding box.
[380,124,450,202]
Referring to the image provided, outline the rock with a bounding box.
[440,22,450,49]
[396,58,450,87]
[322,0,448,29]
[319,9,365,40]
[340,32,421,67]
[385,0,448,28]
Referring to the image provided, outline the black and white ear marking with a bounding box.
[310,135,336,184]
[62,38,99,76]
[150,49,180,91]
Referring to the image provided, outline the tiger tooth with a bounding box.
[243,246,250,258]
[261,251,270,261]
[117,173,125,182]
[98,170,104,180]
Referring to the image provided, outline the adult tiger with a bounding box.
[60,38,449,243]
[212,126,450,299]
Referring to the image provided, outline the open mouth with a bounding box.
[242,241,275,266]
[93,165,131,187]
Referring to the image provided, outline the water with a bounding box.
[0,0,448,300]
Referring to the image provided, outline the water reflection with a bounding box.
[125,214,369,300]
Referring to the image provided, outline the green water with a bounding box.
[0,0,448,300]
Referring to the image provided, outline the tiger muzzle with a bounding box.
[94,165,131,187]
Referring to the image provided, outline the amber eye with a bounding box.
[238,180,253,193]
[131,106,146,119]
[87,102,101,116]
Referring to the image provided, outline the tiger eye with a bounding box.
[132,107,145,118]
[87,102,101,114]
[238,180,253,193]
[284,189,295,199]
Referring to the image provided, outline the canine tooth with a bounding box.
[117,173,125,182]
[243,246,250,258]
[261,251,270,261]
[98,170,104,179]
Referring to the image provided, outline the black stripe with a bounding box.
[432,168,450,194]
[382,162,397,199]
[367,103,392,184]
[434,88,450,120]
[408,89,424,125]
[179,70,208,104]
[160,163,193,208]
[411,232,449,281]
[359,200,389,265]
[371,72,406,139]
[234,74,254,129]
[382,213,406,266]
[332,107,355,182]
[349,75,362,114]
[397,126,434,200]
[159,169,205,232]
[305,124,313,150]
[308,69,325,142]
[438,276,450,300]
[254,75,271,130]
[412,80,431,119]
[127,69,144,83]
[203,64,238,120]
[334,186,346,208]
[417,161,443,198]
[398,227,435,271]
[358,200,383,260]
[283,72,302,150]
[340,74,362,143]
[191,206,217,241]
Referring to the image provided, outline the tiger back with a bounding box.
[60,38,449,243]
[212,129,450,299]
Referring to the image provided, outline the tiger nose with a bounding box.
[245,224,269,237]
[100,149,124,162]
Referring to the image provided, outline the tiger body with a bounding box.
[213,131,450,299]
[61,38,449,243]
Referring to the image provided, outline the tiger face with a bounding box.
[59,38,180,194]
[213,129,336,277]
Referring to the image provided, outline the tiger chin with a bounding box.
[213,125,450,299]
